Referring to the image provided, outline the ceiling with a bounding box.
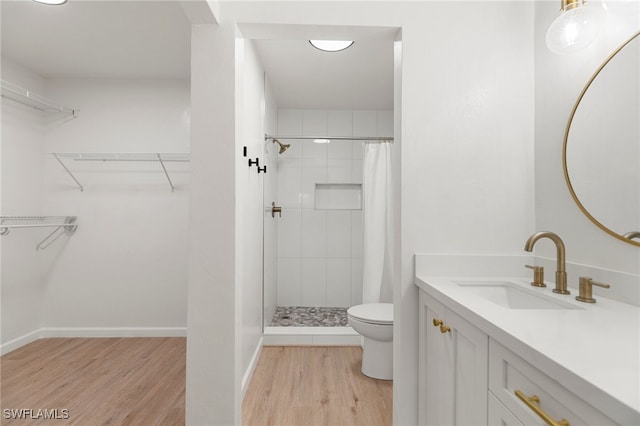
[253,38,394,110]
[1,1,394,109]
[1,1,191,79]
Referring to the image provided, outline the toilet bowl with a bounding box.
[347,303,393,380]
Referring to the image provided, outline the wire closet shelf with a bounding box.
[0,216,78,250]
[49,153,191,192]
[1,79,77,116]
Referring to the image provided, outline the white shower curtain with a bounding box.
[361,141,393,304]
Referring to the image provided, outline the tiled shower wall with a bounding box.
[274,109,393,308]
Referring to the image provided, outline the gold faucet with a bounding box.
[524,231,569,295]
[623,231,640,240]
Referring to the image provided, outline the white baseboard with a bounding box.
[241,337,263,400]
[39,327,187,338]
[0,329,41,356]
[1,327,187,356]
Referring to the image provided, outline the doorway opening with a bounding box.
[241,24,400,344]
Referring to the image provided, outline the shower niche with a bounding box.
[315,183,362,210]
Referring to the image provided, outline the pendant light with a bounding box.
[546,0,603,54]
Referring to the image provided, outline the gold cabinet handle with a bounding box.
[515,390,570,426]
[433,318,450,333]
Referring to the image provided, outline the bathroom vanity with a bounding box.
[415,273,640,426]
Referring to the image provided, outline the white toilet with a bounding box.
[347,303,393,380]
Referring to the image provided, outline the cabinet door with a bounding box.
[449,309,488,425]
[418,291,488,426]
[419,292,454,426]
[427,304,455,426]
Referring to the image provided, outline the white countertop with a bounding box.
[415,275,640,424]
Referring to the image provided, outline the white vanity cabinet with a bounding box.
[418,290,488,426]
[416,280,629,426]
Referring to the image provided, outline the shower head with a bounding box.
[272,139,291,154]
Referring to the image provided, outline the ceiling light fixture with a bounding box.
[546,0,603,54]
[309,40,354,52]
[313,138,331,144]
[33,0,68,4]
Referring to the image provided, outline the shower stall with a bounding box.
[262,109,393,343]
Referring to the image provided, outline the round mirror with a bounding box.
[563,30,640,246]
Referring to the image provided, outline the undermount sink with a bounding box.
[454,280,583,310]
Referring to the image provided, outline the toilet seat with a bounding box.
[347,303,393,325]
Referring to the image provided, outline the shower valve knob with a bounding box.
[248,158,259,167]
[271,202,282,218]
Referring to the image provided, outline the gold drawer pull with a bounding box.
[515,389,570,426]
[432,318,443,327]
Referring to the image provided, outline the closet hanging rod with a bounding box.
[1,79,77,116]
[265,134,393,142]
[1,216,77,230]
[0,216,78,250]
[1,223,76,229]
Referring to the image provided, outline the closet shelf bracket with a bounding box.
[53,153,84,191]
[156,153,175,192]
[0,216,78,250]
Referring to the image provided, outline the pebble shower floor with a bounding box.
[269,307,349,327]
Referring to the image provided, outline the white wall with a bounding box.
[202,3,536,425]
[274,109,392,309]
[186,22,240,425]
[1,59,47,349]
[184,21,278,425]
[399,5,535,424]
[39,78,190,332]
[534,2,640,302]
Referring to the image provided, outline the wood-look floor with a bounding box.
[243,346,392,426]
[1,340,392,426]
[0,338,185,425]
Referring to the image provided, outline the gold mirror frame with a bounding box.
[562,30,640,247]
